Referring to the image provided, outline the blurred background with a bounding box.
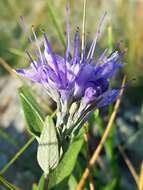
[0,0,143,190]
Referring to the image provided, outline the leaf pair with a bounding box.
[32,130,84,190]
[18,85,59,175]
[37,116,59,176]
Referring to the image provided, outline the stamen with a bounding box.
[19,16,39,58]
[64,50,67,87]
[65,0,70,61]
[32,26,44,65]
[62,0,70,88]
[72,27,79,65]
[81,31,88,63]
[44,33,63,85]
[25,49,37,69]
[87,12,107,61]
[96,48,108,65]
[107,40,123,58]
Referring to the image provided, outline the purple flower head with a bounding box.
[16,3,124,136]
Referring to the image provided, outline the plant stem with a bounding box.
[45,175,49,190]
[0,175,20,190]
[0,136,35,175]
[118,145,139,188]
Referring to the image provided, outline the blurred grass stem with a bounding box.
[0,175,20,190]
[0,57,17,77]
[81,0,87,60]
[47,0,66,48]
[118,145,140,189]
[139,162,143,190]
[0,137,35,175]
[108,25,113,54]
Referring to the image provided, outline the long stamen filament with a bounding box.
[19,16,39,58]
[81,0,87,61]
[25,49,37,69]
[66,0,70,61]
[32,26,44,65]
[87,12,107,61]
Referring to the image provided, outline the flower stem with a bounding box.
[45,175,49,190]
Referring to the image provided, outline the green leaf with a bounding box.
[102,179,117,190]
[94,109,99,118]
[32,176,45,190]
[37,116,59,176]
[48,130,84,189]
[68,175,77,190]
[38,175,45,190]
[18,85,44,137]
[7,48,26,57]
[32,184,38,190]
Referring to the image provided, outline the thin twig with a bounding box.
[118,144,139,188]
[0,57,17,77]
[76,76,127,190]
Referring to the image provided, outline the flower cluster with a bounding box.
[17,9,123,139]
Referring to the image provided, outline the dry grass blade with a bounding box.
[118,144,139,188]
[0,96,12,114]
[139,162,143,190]
[0,57,17,77]
[76,76,127,190]
[89,180,94,190]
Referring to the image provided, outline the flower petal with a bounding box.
[74,64,96,97]
[96,89,119,108]
[72,29,79,64]
[16,62,41,82]
[94,52,123,79]
[84,87,97,103]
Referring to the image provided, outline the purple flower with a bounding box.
[17,31,122,106]
[75,51,123,104]
[17,4,124,135]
